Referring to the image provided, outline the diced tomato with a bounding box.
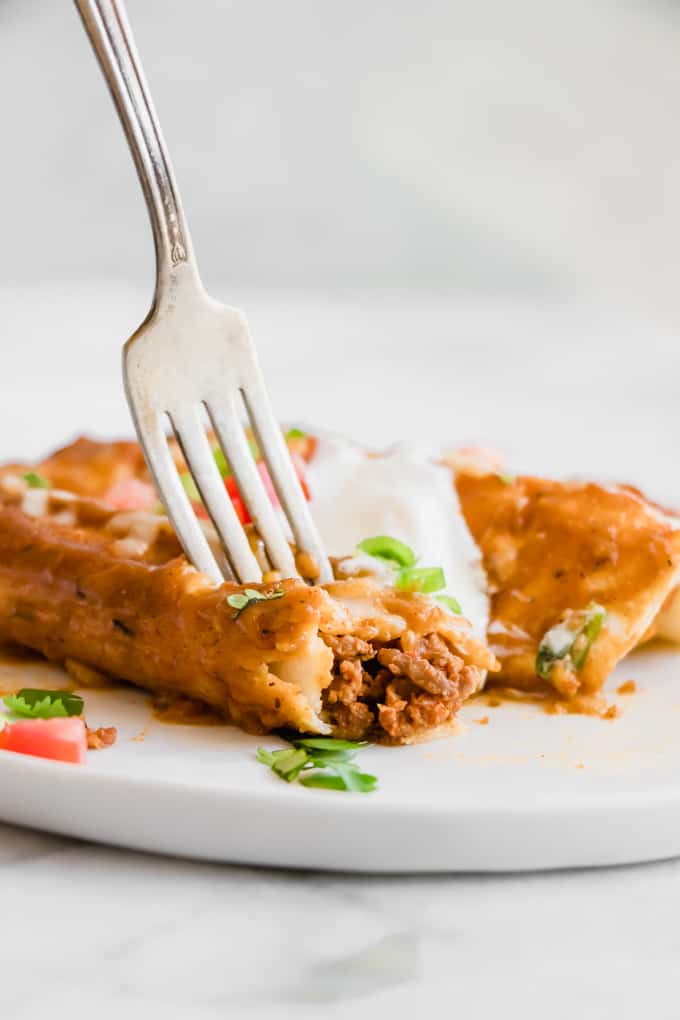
[230,494,250,526]
[0,717,88,764]
[193,500,209,520]
[104,477,157,512]
[216,458,311,527]
[290,453,311,500]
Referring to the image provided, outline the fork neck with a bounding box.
[74,0,204,302]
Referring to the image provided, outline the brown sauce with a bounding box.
[473,684,617,719]
[151,692,226,727]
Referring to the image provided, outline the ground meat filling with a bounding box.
[321,630,479,742]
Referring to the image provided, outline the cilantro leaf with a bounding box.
[256,735,378,793]
[328,763,378,793]
[227,588,284,619]
[299,772,347,790]
[293,737,367,751]
[4,689,84,719]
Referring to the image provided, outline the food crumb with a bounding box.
[486,697,502,708]
[86,725,117,750]
[575,762,585,769]
[603,704,621,720]
[617,679,637,695]
[473,715,490,725]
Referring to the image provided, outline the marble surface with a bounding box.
[2,820,680,1019]
[2,286,680,1017]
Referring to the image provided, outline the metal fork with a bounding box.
[74,0,331,585]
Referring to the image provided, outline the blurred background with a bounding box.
[2,0,680,489]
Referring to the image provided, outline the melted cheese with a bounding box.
[306,434,489,638]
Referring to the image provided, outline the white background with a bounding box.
[2,0,680,323]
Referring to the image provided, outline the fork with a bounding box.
[74,0,332,585]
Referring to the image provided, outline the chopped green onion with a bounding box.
[213,447,230,477]
[285,428,307,440]
[396,565,446,594]
[357,535,417,568]
[213,438,259,477]
[536,603,606,680]
[4,689,84,719]
[179,471,200,502]
[496,472,514,485]
[571,605,606,670]
[436,595,462,614]
[227,587,284,619]
[22,472,50,489]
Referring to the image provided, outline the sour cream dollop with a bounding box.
[305,434,489,638]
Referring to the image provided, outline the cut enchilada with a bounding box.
[0,448,495,745]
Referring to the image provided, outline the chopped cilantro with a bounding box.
[227,587,284,619]
[3,689,84,719]
[256,736,377,793]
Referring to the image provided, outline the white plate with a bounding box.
[1,644,680,872]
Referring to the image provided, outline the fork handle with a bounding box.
[74,0,201,298]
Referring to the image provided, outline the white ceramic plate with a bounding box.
[1,643,680,872]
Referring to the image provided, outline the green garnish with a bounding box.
[497,472,514,485]
[294,736,367,751]
[285,428,307,440]
[356,534,452,606]
[571,606,606,669]
[22,472,50,489]
[179,471,200,501]
[213,438,260,479]
[436,594,462,614]
[396,565,446,594]
[301,767,377,793]
[257,736,377,793]
[3,689,84,719]
[536,603,606,680]
[357,535,417,568]
[213,447,230,478]
[227,587,284,619]
[256,746,308,781]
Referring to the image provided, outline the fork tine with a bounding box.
[134,409,225,583]
[206,397,298,579]
[170,406,263,584]
[241,383,333,583]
